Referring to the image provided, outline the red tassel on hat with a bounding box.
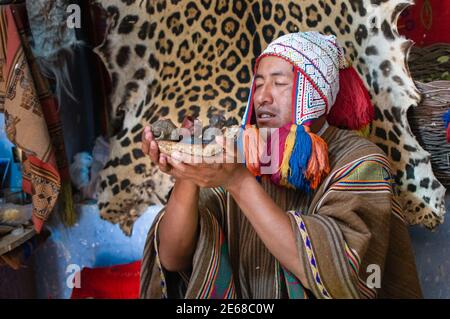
[327,67,374,130]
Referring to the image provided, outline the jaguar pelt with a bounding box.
[94,0,446,235]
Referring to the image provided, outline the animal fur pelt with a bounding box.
[94,0,446,235]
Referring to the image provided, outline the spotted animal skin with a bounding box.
[94,0,445,235]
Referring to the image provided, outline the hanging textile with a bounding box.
[0,4,74,232]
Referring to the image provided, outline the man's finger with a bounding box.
[142,140,149,156]
[200,152,227,165]
[141,128,151,155]
[162,155,195,181]
[167,155,185,170]
[158,154,172,174]
[172,150,221,166]
[166,155,197,178]
[143,126,152,141]
[214,136,238,164]
[171,151,199,164]
[149,141,160,163]
[144,125,151,134]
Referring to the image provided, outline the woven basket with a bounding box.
[407,44,450,188]
[407,81,450,188]
[409,44,450,82]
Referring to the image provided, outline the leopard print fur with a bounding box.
[94,0,446,235]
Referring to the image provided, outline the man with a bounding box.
[140,32,422,299]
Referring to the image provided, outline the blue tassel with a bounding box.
[236,127,246,168]
[287,125,312,192]
[443,109,450,128]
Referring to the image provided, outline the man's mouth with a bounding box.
[257,110,276,120]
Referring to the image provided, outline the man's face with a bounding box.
[253,56,294,128]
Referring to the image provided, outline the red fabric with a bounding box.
[327,67,374,130]
[70,261,141,299]
[447,124,450,143]
[398,0,450,46]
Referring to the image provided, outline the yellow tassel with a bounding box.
[60,181,76,226]
[279,124,297,187]
[356,124,371,138]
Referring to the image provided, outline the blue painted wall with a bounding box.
[0,113,22,191]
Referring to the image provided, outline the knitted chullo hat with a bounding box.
[241,31,374,192]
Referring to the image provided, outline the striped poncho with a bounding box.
[140,126,422,299]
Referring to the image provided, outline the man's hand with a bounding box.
[143,124,250,189]
[141,126,173,174]
[165,136,251,190]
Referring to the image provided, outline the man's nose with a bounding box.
[254,83,273,108]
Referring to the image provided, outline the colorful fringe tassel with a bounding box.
[279,125,311,191]
[242,125,260,176]
[242,124,330,192]
[269,125,291,185]
[444,109,450,143]
[277,124,329,192]
[304,127,330,190]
